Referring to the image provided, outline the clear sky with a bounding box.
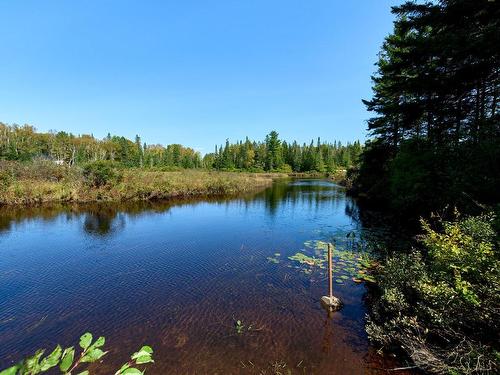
[0,0,402,154]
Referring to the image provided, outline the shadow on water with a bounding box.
[0,179,416,374]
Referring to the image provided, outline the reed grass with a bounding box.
[0,163,279,205]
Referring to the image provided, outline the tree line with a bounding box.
[0,124,361,173]
[0,123,202,169]
[204,130,362,172]
[351,0,499,217]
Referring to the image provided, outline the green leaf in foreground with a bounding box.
[24,349,45,373]
[90,336,105,349]
[81,348,107,363]
[139,346,153,354]
[0,365,20,375]
[79,332,93,350]
[1,333,154,375]
[135,356,153,365]
[59,347,75,372]
[39,345,62,371]
[121,368,143,374]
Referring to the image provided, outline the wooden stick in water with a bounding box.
[321,242,341,312]
[328,242,333,298]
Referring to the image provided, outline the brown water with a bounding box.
[0,179,414,374]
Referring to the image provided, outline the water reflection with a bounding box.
[0,199,208,236]
[0,179,353,238]
[0,179,415,374]
[258,180,349,216]
[82,207,125,237]
[321,316,335,354]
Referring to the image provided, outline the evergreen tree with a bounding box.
[353,0,500,216]
[265,130,283,170]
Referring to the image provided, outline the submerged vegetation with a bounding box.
[0,332,154,375]
[232,319,263,336]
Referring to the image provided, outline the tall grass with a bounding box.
[0,161,278,205]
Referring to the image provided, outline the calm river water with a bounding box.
[0,179,412,374]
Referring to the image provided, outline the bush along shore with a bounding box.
[0,160,282,206]
[367,213,500,374]
[345,1,500,373]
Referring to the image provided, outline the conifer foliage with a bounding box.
[352,0,500,216]
[205,131,362,173]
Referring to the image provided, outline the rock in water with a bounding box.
[321,295,342,311]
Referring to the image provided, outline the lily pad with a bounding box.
[285,237,378,285]
[288,252,325,267]
[267,257,279,264]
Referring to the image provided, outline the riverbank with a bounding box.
[288,169,346,181]
[0,162,283,205]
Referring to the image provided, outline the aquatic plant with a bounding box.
[0,332,154,375]
[288,252,325,268]
[266,253,281,264]
[286,238,377,284]
[234,320,245,335]
[231,319,264,336]
[303,240,329,251]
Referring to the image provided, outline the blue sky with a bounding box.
[0,0,402,153]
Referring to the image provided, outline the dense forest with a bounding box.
[204,131,362,172]
[354,1,500,374]
[0,124,361,173]
[350,0,499,218]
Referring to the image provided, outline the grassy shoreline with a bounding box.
[0,160,349,206]
[0,164,284,206]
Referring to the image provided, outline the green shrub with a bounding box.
[0,332,153,375]
[27,159,76,182]
[367,214,500,374]
[420,214,499,310]
[276,164,293,173]
[0,168,13,190]
[0,159,80,183]
[82,161,122,187]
